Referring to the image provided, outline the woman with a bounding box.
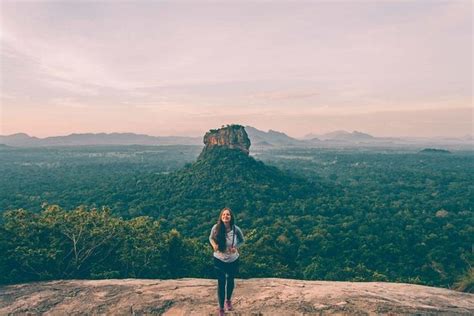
[209,207,244,316]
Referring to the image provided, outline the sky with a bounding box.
[0,0,472,138]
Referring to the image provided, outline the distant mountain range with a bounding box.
[1,128,472,148]
[245,126,306,147]
[0,132,202,147]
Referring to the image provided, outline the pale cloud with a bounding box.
[2,32,123,91]
[0,1,471,137]
[250,90,320,101]
[45,79,98,96]
[1,101,471,138]
[50,97,89,109]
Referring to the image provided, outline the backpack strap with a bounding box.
[231,225,235,248]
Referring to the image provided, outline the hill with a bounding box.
[148,125,315,222]
[245,126,304,147]
[419,148,452,154]
[316,130,375,142]
[1,278,472,315]
[0,132,201,147]
[153,146,312,211]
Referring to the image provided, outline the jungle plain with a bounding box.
[0,143,472,292]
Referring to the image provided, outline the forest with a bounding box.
[0,145,472,291]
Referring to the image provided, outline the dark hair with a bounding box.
[213,207,235,252]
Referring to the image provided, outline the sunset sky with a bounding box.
[1,0,472,138]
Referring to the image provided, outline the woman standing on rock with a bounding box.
[209,207,245,316]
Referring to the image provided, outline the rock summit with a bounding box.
[199,124,251,158]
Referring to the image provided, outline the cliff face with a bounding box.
[200,125,251,158]
[1,278,473,315]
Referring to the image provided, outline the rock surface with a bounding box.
[1,278,473,315]
[201,125,251,157]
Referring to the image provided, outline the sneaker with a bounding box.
[218,307,225,316]
[225,300,233,311]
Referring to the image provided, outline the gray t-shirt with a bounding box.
[209,224,244,263]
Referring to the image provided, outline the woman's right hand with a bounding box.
[212,244,219,252]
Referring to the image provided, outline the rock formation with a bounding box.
[1,278,473,315]
[200,125,251,158]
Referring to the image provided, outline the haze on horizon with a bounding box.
[0,0,472,139]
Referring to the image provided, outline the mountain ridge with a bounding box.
[1,128,472,148]
[0,132,201,147]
